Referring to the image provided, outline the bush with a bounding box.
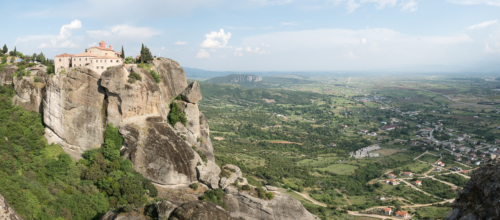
[150,70,161,83]
[242,185,251,191]
[128,72,142,83]
[167,102,187,126]
[34,77,39,82]
[200,188,227,209]
[265,192,273,200]
[256,187,266,199]
[189,183,199,190]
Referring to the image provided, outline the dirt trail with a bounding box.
[335,188,352,205]
[348,211,402,220]
[292,190,327,207]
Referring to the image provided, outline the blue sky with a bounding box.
[2,0,500,72]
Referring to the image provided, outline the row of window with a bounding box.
[58,58,120,63]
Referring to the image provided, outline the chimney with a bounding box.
[110,45,113,50]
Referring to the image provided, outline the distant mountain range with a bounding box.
[201,73,314,88]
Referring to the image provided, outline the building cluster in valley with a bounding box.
[54,41,123,74]
[350,144,380,159]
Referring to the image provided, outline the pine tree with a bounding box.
[2,44,7,54]
[140,44,144,63]
[121,46,125,59]
[13,47,16,57]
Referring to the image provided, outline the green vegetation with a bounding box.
[200,188,227,209]
[434,174,469,187]
[127,72,142,83]
[150,70,161,83]
[189,183,199,190]
[167,102,187,126]
[420,178,457,199]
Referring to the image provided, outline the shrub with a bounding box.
[265,192,273,200]
[34,77,39,82]
[200,188,227,209]
[242,185,251,191]
[256,187,266,199]
[189,183,199,190]
[167,102,187,126]
[150,70,161,83]
[128,72,142,83]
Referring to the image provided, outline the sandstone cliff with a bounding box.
[444,157,500,220]
[12,76,44,113]
[0,65,16,86]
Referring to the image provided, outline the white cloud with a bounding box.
[281,22,299,26]
[196,49,210,58]
[235,47,243,51]
[161,47,165,50]
[361,38,368,44]
[211,49,217,52]
[200,29,232,48]
[86,25,162,42]
[26,20,83,49]
[467,20,498,30]
[447,0,500,6]
[346,0,361,12]
[401,0,418,11]
[344,51,356,59]
[174,41,188,45]
[234,51,243,56]
[262,43,270,47]
[246,47,253,52]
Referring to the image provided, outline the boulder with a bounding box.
[219,164,243,189]
[180,81,202,104]
[196,160,221,189]
[170,201,232,220]
[157,200,178,220]
[12,76,44,112]
[265,185,279,192]
[444,157,500,220]
[100,210,150,220]
[0,65,16,86]
[0,193,22,220]
[43,67,105,159]
[119,116,201,186]
[224,191,318,220]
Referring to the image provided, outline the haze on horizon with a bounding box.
[2,0,500,73]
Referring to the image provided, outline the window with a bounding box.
[117,60,119,63]
[110,60,113,63]
[101,66,104,69]
[59,59,61,62]
[85,58,87,61]
[79,58,81,61]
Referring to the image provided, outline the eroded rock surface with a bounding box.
[181,81,202,104]
[219,164,243,189]
[152,58,188,119]
[157,200,178,220]
[119,116,201,186]
[12,76,44,112]
[224,191,318,220]
[43,67,105,158]
[196,160,221,189]
[444,157,500,220]
[0,194,22,220]
[0,65,16,86]
[170,201,233,220]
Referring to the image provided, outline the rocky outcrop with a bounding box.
[119,116,201,186]
[152,58,188,119]
[444,157,500,220]
[224,191,318,220]
[157,200,178,220]
[196,160,221,189]
[220,164,245,189]
[43,67,105,159]
[230,75,262,83]
[170,201,233,220]
[265,185,279,192]
[100,210,149,220]
[181,81,202,104]
[0,194,22,220]
[100,66,162,126]
[0,65,16,86]
[12,76,44,113]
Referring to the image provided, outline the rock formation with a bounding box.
[219,164,247,189]
[224,189,319,220]
[43,67,106,159]
[0,65,16,86]
[157,200,178,220]
[152,58,188,118]
[170,201,233,220]
[12,76,44,112]
[196,160,221,189]
[0,194,22,220]
[444,157,500,220]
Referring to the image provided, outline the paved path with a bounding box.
[292,191,327,207]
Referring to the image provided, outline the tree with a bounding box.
[121,46,125,59]
[13,47,16,57]
[140,44,144,63]
[2,44,7,54]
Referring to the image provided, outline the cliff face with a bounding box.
[0,194,22,220]
[444,157,500,220]
[43,67,106,159]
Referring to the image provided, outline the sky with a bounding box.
[2,0,500,72]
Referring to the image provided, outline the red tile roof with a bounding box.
[55,53,74,57]
[89,46,116,51]
[395,211,408,216]
[90,56,122,59]
[381,207,391,212]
